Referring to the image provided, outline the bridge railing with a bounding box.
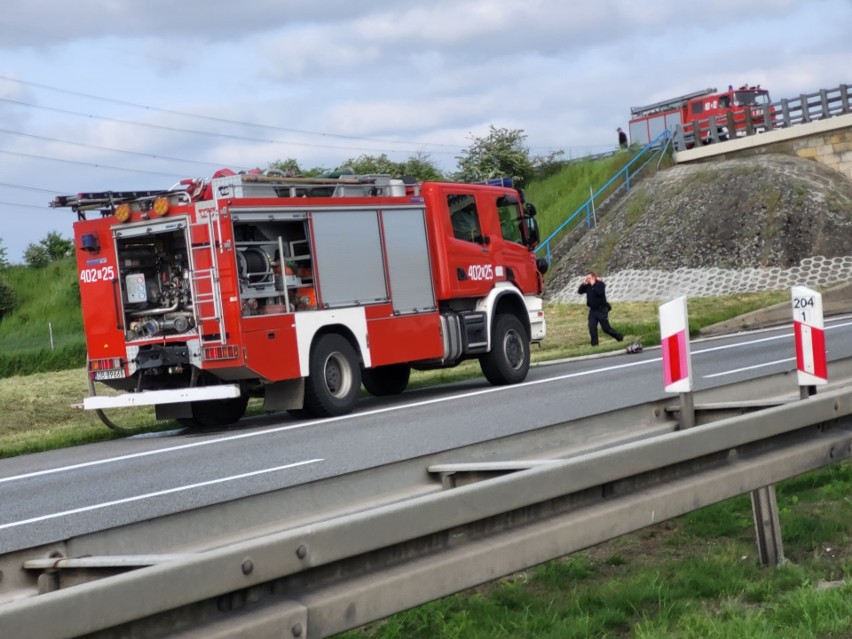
[673,82,852,151]
[535,129,671,264]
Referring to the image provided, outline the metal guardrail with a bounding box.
[535,129,671,264]
[673,82,852,151]
[3,360,852,638]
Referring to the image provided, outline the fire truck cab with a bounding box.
[54,171,547,428]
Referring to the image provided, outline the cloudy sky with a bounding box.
[1,0,849,263]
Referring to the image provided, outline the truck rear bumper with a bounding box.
[83,385,242,410]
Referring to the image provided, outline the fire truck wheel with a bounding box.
[304,333,362,417]
[361,363,411,397]
[180,394,250,429]
[479,314,530,385]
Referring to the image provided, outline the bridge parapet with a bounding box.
[675,111,852,180]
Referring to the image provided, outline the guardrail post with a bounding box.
[820,89,830,118]
[780,99,791,127]
[801,94,811,123]
[751,485,785,567]
[726,111,736,136]
[678,392,695,429]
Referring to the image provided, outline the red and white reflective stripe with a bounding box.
[794,321,827,384]
[659,296,693,393]
[662,330,689,387]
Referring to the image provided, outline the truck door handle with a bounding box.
[456,268,467,280]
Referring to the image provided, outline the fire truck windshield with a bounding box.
[734,91,770,106]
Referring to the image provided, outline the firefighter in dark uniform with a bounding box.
[578,272,623,346]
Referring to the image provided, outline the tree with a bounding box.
[454,126,536,187]
[23,231,73,269]
[0,272,15,319]
[0,238,9,270]
[340,152,444,182]
[41,231,73,261]
[268,158,328,177]
[24,243,50,269]
[400,152,444,182]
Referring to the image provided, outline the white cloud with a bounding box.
[0,0,849,262]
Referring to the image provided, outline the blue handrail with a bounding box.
[535,130,671,263]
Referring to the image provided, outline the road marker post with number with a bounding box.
[791,286,827,397]
[659,296,694,427]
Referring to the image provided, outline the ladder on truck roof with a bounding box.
[630,87,718,117]
[50,189,191,219]
[211,172,414,200]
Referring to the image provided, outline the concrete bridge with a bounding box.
[675,111,852,180]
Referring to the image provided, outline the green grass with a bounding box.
[0,260,86,375]
[525,149,674,250]
[339,462,852,639]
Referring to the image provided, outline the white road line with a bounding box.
[702,357,797,378]
[692,333,789,354]
[0,458,323,531]
[0,359,663,486]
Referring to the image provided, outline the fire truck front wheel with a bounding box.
[304,333,362,417]
[479,313,530,385]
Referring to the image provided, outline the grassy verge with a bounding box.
[337,445,852,639]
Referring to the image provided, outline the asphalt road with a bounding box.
[2,317,852,554]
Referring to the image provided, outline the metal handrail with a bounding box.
[536,129,671,263]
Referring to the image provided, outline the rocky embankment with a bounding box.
[544,154,852,303]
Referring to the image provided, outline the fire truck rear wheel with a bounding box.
[361,363,411,397]
[304,333,361,417]
[480,313,530,385]
[179,394,250,429]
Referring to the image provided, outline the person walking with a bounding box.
[578,272,623,346]
[617,127,628,149]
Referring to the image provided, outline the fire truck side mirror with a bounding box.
[525,216,540,248]
[524,203,537,217]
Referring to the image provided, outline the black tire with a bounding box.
[362,363,411,396]
[179,394,249,429]
[304,333,361,417]
[479,314,530,385]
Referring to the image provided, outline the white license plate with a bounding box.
[94,369,126,380]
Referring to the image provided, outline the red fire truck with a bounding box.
[52,170,548,428]
[628,84,773,147]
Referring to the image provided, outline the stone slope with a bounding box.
[545,153,852,302]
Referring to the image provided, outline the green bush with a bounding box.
[0,272,15,319]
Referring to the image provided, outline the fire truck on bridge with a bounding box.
[629,84,773,147]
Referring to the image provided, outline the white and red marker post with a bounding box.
[659,296,695,427]
[791,285,827,397]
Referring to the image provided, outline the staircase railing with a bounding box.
[535,130,671,264]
